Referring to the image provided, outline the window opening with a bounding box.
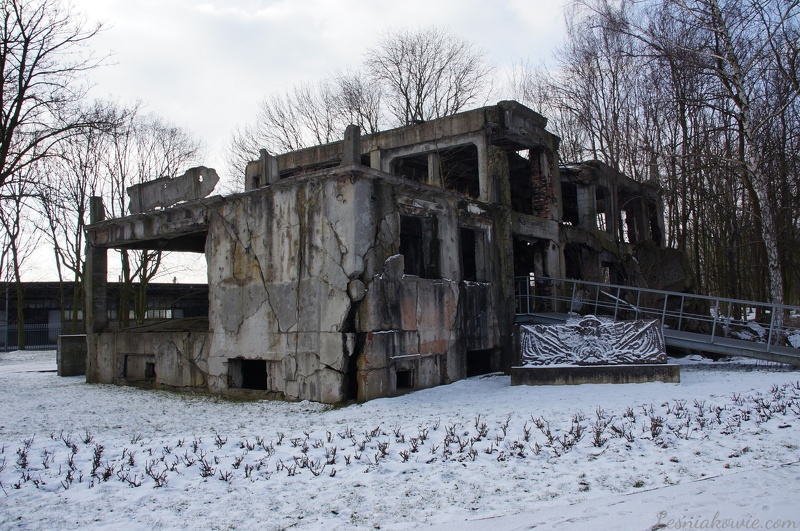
[399,215,439,278]
[560,182,578,225]
[396,369,414,389]
[441,145,479,198]
[460,227,478,281]
[229,358,268,390]
[394,155,428,183]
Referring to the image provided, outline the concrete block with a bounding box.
[57,335,87,376]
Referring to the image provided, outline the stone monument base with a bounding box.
[511,363,680,386]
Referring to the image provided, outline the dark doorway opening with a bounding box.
[466,349,493,377]
[396,369,414,390]
[560,181,579,226]
[229,358,268,390]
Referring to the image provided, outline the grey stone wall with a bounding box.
[88,327,210,389]
[204,168,505,402]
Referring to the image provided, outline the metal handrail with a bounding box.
[514,276,800,351]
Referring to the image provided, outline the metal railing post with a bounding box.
[661,294,669,335]
[570,282,577,314]
[527,277,532,315]
[726,303,733,338]
[594,285,600,315]
[710,299,719,342]
[635,290,641,320]
[767,304,776,353]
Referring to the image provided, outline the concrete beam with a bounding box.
[86,197,221,251]
[127,166,219,214]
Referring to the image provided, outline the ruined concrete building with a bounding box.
[84,100,665,403]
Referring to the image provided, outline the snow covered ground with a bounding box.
[1,350,799,530]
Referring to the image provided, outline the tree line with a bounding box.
[510,0,799,310]
[225,25,493,178]
[1,0,201,347]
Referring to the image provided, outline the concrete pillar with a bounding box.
[495,216,515,373]
[634,197,650,243]
[427,152,443,187]
[85,196,107,334]
[261,149,279,185]
[244,150,279,191]
[487,145,510,207]
[475,139,491,202]
[370,147,381,170]
[342,125,361,166]
[485,144,514,372]
[576,183,597,230]
[544,240,564,281]
[599,187,618,237]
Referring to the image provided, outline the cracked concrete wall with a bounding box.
[90,330,210,388]
[357,255,462,401]
[204,168,505,403]
[87,166,507,403]
[206,172,394,403]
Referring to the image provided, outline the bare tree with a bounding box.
[333,69,383,135]
[35,103,111,333]
[0,166,40,348]
[225,26,491,182]
[635,0,800,309]
[365,26,493,125]
[223,123,259,191]
[523,0,799,312]
[249,80,347,156]
[508,59,593,164]
[225,74,384,182]
[0,0,104,191]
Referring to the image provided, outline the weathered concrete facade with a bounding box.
[85,101,665,403]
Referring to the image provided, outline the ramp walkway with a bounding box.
[515,276,800,366]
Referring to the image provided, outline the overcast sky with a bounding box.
[71,0,567,176]
[27,0,568,282]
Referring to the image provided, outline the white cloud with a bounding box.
[73,0,566,179]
